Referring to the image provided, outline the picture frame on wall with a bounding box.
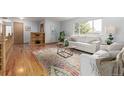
[25,25,32,31]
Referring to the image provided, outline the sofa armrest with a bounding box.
[68,41,74,46]
[80,54,100,76]
[91,40,101,51]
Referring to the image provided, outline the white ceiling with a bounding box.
[13,17,75,22]
[43,17,75,21]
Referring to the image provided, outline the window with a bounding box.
[74,23,80,35]
[73,19,102,35]
[6,26,12,36]
[92,19,102,32]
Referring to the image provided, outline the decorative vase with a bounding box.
[106,33,114,45]
[64,39,69,47]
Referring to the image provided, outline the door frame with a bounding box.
[40,23,44,32]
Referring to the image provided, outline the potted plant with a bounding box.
[106,34,114,45]
[64,39,69,47]
[58,31,65,42]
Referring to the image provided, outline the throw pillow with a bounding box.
[108,50,120,59]
[93,50,110,58]
[108,42,124,51]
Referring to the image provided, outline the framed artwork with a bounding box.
[25,25,31,31]
[50,24,55,32]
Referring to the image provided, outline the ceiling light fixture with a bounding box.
[19,17,24,20]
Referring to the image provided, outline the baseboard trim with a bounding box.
[45,42,57,45]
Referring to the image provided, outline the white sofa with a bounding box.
[68,35,101,53]
[80,43,124,76]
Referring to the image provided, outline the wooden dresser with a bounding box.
[31,32,45,46]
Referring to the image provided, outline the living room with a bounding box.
[1,0,124,93]
[57,17,124,76]
[0,17,124,76]
[62,17,124,76]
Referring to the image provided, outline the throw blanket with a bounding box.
[80,54,99,76]
[116,48,124,75]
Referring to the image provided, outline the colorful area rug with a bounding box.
[33,48,81,76]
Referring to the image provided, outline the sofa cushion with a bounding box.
[68,36,77,42]
[93,49,120,60]
[85,36,100,43]
[69,36,86,42]
[69,36,78,41]
[75,36,86,42]
[75,42,91,48]
[80,36,87,42]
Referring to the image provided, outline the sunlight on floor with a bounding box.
[17,67,24,73]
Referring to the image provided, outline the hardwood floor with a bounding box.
[6,44,49,76]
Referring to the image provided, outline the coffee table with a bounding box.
[57,42,74,58]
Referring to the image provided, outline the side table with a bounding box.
[57,42,74,58]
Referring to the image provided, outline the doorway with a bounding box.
[40,24,44,32]
[14,22,24,44]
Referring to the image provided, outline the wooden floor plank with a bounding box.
[6,44,48,76]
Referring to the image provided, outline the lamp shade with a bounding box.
[105,24,116,34]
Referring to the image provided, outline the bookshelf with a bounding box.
[31,32,45,46]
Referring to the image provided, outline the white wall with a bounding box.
[44,19,60,43]
[23,20,39,43]
[60,17,124,42]
[102,17,124,42]
[13,19,60,44]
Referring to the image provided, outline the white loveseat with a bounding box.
[68,35,101,53]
